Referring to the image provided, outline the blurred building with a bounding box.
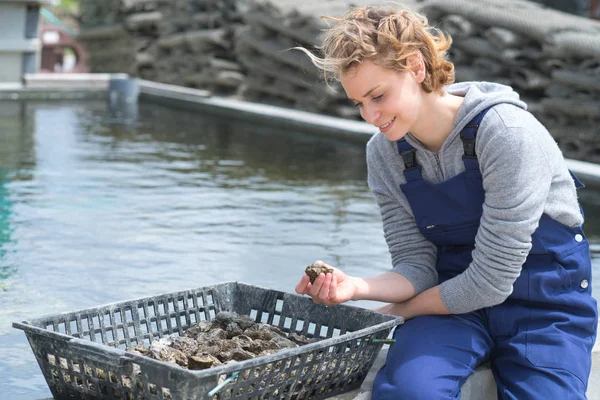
[0,0,54,87]
[40,25,89,73]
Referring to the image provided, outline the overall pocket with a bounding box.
[525,332,593,388]
[419,218,479,246]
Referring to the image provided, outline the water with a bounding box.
[0,100,599,399]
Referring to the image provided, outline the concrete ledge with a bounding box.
[0,87,106,100]
[138,79,376,143]
[329,346,600,399]
[23,72,117,89]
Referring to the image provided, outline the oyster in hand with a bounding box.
[305,263,334,284]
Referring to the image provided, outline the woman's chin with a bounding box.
[383,129,407,142]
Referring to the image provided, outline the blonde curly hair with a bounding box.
[299,5,455,94]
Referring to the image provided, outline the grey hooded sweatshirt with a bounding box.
[366,81,583,314]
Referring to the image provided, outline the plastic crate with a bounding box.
[13,282,403,400]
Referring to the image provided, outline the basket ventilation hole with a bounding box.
[320,326,328,337]
[148,303,156,317]
[160,318,168,331]
[261,312,269,323]
[275,299,284,312]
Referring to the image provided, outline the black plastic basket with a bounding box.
[13,282,403,400]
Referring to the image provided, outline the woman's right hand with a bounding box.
[295,260,358,306]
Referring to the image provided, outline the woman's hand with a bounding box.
[295,260,358,306]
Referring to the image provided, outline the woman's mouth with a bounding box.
[379,117,396,133]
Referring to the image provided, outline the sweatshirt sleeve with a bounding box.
[367,143,438,295]
[439,120,554,314]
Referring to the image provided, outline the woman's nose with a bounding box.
[361,105,381,125]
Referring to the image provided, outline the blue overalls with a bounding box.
[372,108,598,399]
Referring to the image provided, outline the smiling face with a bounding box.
[341,59,425,141]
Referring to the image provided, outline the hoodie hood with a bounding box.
[445,81,527,133]
[402,81,528,152]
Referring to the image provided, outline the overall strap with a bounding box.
[569,170,585,190]
[460,107,493,170]
[396,137,423,182]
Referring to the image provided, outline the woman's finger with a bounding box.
[318,273,332,303]
[309,273,326,302]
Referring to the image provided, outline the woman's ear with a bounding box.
[407,52,425,83]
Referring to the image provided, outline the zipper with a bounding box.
[422,218,480,232]
[434,153,443,180]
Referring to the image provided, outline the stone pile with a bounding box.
[78,0,245,94]
[77,0,165,79]
[154,0,244,93]
[421,0,600,162]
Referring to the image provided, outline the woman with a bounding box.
[294,5,597,399]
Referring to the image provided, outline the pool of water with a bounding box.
[1,100,599,399]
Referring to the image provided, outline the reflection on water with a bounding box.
[0,100,599,399]
[0,175,15,283]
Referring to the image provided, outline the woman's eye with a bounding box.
[353,103,363,108]
[373,94,384,102]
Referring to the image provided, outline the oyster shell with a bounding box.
[305,263,334,284]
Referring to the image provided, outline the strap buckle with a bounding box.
[461,137,476,159]
[400,149,419,170]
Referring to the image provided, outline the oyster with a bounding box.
[305,263,334,284]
